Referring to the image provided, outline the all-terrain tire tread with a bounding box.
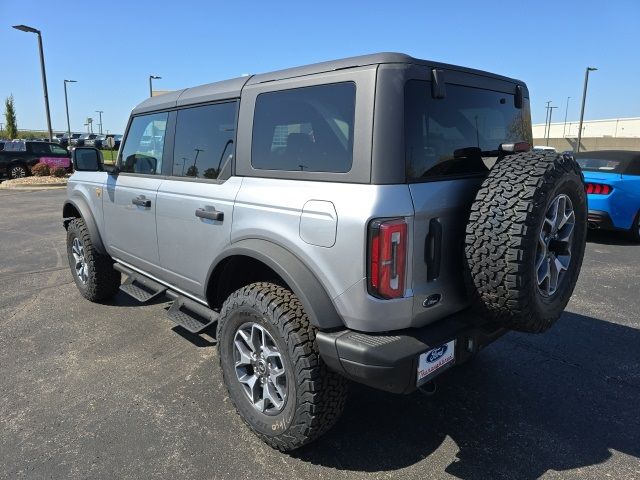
[67,218,120,301]
[217,282,348,451]
[464,152,586,333]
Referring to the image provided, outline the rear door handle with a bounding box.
[196,207,224,222]
[132,196,151,208]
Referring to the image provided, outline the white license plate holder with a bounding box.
[416,339,456,386]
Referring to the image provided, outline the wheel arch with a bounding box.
[206,239,344,330]
[63,197,107,254]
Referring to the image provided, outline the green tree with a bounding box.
[4,95,18,139]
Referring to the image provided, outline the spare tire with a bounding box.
[464,151,587,333]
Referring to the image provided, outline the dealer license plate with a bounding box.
[417,340,456,385]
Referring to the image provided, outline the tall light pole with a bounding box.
[13,25,53,141]
[543,101,552,140]
[546,106,558,146]
[576,67,597,153]
[149,75,161,97]
[64,80,77,146]
[563,96,571,138]
[95,110,103,135]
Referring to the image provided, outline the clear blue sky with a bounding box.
[1,0,639,134]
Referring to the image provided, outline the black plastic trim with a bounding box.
[425,218,442,281]
[206,239,344,329]
[317,310,506,394]
[63,197,106,255]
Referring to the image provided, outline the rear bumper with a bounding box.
[317,310,506,394]
[587,209,616,230]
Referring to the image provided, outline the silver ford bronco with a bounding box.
[63,53,587,451]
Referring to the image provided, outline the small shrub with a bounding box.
[31,162,50,176]
[51,166,66,178]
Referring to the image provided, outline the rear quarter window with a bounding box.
[251,82,356,173]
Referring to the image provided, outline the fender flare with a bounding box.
[207,239,344,330]
[63,196,107,254]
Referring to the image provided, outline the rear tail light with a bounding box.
[585,183,612,195]
[368,218,407,299]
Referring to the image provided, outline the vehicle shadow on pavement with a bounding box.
[294,312,640,479]
[587,230,637,246]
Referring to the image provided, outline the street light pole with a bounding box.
[563,97,570,138]
[576,67,597,153]
[547,106,558,146]
[13,25,53,142]
[96,110,103,135]
[64,80,77,147]
[149,75,161,97]
[543,101,552,141]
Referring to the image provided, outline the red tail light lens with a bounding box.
[368,218,407,299]
[585,183,612,195]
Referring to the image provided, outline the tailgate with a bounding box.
[409,177,483,328]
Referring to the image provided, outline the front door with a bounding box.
[155,101,240,297]
[103,111,169,276]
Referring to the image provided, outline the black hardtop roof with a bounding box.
[575,150,640,162]
[132,52,526,115]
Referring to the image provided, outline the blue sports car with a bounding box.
[575,150,640,242]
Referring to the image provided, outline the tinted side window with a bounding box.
[625,160,640,176]
[29,142,50,155]
[120,112,168,174]
[172,102,237,179]
[405,81,532,181]
[50,144,68,155]
[251,82,355,173]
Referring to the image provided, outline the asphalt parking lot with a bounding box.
[1,188,639,480]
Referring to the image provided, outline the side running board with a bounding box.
[113,263,218,335]
[114,263,166,302]
[166,291,219,334]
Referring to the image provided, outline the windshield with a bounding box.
[405,81,532,180]
[577,158,625,173]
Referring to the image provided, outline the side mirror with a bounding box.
[72,147,103,172]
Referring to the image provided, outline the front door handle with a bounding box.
[132,196,151,208]
[195,207,224,222]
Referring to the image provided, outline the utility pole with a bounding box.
[576,67,598,153]
[95,110,103,135]
[563,96,570,137]
[64,80,77,146]
[546,106,558,146]
[543,101,552,141]
[13,25,53,141]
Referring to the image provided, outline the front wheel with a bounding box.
[9,164,27,179]
[217,282,348,451]
[66,218,121,301]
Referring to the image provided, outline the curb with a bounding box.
[0,183,67,190]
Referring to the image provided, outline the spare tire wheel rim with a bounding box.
[233,322,287,415]
[536,193,575,297]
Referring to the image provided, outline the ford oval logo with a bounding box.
[423,294,441,308]
[426,345,448,363]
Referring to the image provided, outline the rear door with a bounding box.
[155,101,241,297]
[102,111,169,276]
[404,72,532,326]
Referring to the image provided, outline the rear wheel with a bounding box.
[629,211,640,243]
[465,152,587,333]
[217,282,348,451]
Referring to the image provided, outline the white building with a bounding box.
[533,117,640,139]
